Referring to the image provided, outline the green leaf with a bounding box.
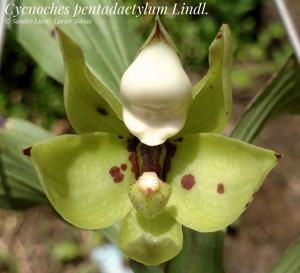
[180,24,233,135]
[0,118,51,209]
[231,56,300,143]
[269,237,300,273]
[31,133,134,229]
[167,133,278,232]
[56,27,130,136]
[118,209,183,265]
[14,0,139,94]
[167,228,225,273]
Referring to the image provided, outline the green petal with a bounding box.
[118,209,183,265]
[31,133,134,229]
[56,28,130,137]
[141,16,178,53]
[180,25,233,135]
[167,134,279,232]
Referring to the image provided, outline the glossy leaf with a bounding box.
[56,28,129,136]
[0,118,51,209]
[167,133,278,232]
[31,133,134,229]
[269,236,300,273]
[119,209,183,265]
[180,24,233,135]
[13,0,139,94]
[231,56,300,143]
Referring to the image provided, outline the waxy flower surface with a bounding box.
[25,18,280,265]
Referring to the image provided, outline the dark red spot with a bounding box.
[109,166,124,183]
[217,183,225,194]
[120,163,127,171]
[97,107,108,116]
[216,32,222,39]
[23,146,32,157]
[181,174,195,190]
[275,153,282,160]
[129,152,139,179]
[113,173,124,183]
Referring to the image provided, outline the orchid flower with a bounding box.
[24,18,280,265]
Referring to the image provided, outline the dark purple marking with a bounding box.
[23,146,32,157]
[275,153,282,160]
[120,163,127,171]
[140,144,162,176]
[129,152,139,179]
[217,183,225,194]
[216,32,222,39]
[162,142,176,181]
[109,166,124,183]
[97,107,108,116]
[181,174,195,190]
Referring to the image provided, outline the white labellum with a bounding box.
[120,40,192,146]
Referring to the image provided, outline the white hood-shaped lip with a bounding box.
[120,40,192,146]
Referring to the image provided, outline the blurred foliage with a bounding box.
[0,31,65,129]
[0,250,18,273]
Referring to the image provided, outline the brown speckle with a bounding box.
[120,163,127,171]
[113,173,124,183]
[217,183,225,194]
[118,135,124,139]
[97,107,108,116]
[275,153,283,160]
[216,32,222,39]
[245,202,250,208]
[181,174,195,190]
[109,166,124,183]
[23,146,32,157]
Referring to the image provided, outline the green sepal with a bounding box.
[167,133,279,232]
[31,133,135,229]
[179,24,233,135]
[140,16,179,54]
[56,27,130,137]
[118,209,183,265]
